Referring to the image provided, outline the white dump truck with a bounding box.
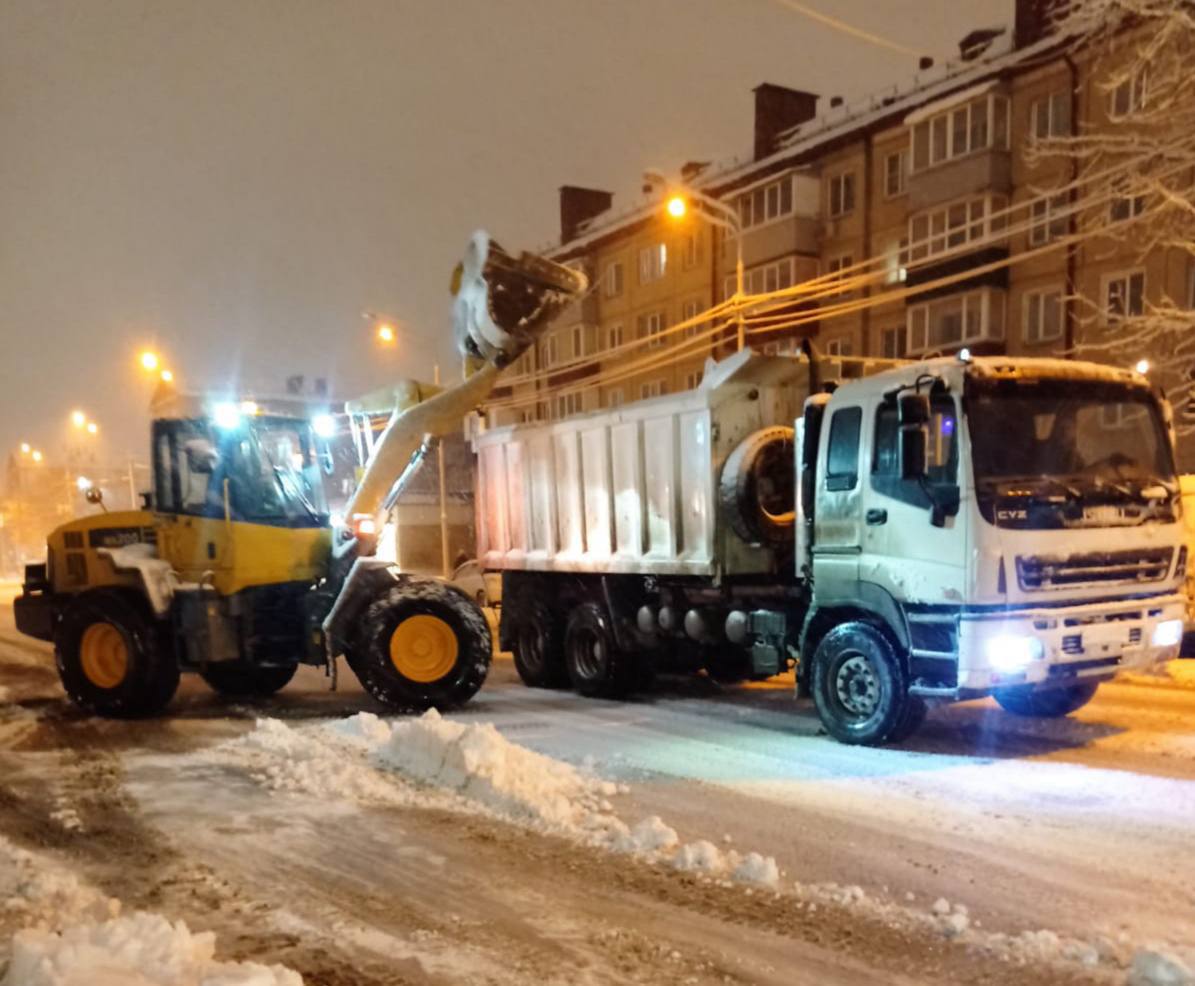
[474,349,1187,744]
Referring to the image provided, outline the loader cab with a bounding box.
[150,404,333,592]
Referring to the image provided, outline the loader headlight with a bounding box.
[213,402,243,430]
[985,634,1044,672]
[1152,619,1183,648]
[312,414,336,439]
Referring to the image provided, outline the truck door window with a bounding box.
[826,406,863,491]
[872,395,958,506]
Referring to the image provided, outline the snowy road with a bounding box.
[2,582,1194,985]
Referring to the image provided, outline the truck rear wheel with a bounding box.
[810,622,911,745]
[564,602,635,698]
[511,597,568,688]
[200,662,297,698]
[993,681,1099,718]
[352,578,491,711]
[55,592,179,718]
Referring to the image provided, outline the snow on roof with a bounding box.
[904,79,1001,125]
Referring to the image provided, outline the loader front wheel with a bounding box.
[200,662,297,698]
[56,592,179,718]
[352,579,491,711]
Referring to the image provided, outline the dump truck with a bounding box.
[13,232,586,716]
[477,348,1187,744]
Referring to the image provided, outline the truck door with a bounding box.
[860,391,966,605]
[813,403,865,588]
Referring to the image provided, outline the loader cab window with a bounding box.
[152,420,217,516]
[826,406,863,491]
[872,392,959,506]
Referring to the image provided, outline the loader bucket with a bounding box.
[452,231,588,366]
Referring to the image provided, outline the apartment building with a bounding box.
[503,0,1193,463]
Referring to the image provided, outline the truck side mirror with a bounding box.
[899,423,927,480]
[898,392,930,426]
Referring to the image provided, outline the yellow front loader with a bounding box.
[13,232,585,716]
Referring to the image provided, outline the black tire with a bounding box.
[811,622,910,745]
[351,578,491,711]
[993,681,1099,718]
[55,592,179,718]
[564,602,636,698]
[511,597,568,688]
[200,662,297,698]
[886,695,928,743]
[719,426,796,546]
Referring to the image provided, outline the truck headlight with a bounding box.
[1151,619,1183,648]
[985,634,1044,672]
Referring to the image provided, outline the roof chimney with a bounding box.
[558,186,613,244]
[1015,0,1068,48]
[680,160,710,183]
[959,26,1006,60]
[753,83,819,160]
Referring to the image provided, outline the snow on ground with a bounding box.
[0,835,302,986]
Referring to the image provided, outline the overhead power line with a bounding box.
[766,0,924,57]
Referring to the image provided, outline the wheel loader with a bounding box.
[12,232,586,716]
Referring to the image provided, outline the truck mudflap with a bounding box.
[13,563,55,642]
[955,593,1186,693]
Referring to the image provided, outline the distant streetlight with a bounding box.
[666,195,687,219]
[139,350,160,372]
[160,369,174,383]
[1135,358,1151,374]
[31,450,43,463]
[377,323,396,344]
[71,410,86,429]
[86,421,98,435]
[76,476,92,492]
[19,442,30,455]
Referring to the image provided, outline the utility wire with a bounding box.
[766,0,923,57]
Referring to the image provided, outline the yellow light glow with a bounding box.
[31,450,43,462]
[139,351,160,372]
[19,443,30,454]
[1135,359,1150,374]
[239,401,258,416]
[377,323,396,344]
[71,410,86,428]
[160,369,174,383]
[666,196,687,219]
[86,421,98,435]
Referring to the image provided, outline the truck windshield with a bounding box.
[966,377,1176,525]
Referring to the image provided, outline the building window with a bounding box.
[827,254,854,297]
[603,262,624,298]
[1024,287,1064,343]
[541,334,558,368]
[1029,192,1069,245]
[1109,178,1146,223]
[1103,270,1145,323]
[640,379,667,400]
[638,243,667,283]
[828,171,856,218]
[607,388,624,408]
[825,337,853,357]
[909,194,1008,261]
[571,325,585,358]
[681,233,701,270]
[1109,68,1147,118]
[637,311,664,347]
[684,370,702,390]
[880,326,905,359]
[557,392,583,418]
[606,323,624,350]
[1030,89,1071,139]
[907,289,1005,354]
[910,93,1010,172]
[680,298,704,338]
[726,257,795,300]
[735,175,796,230]
[884,150,907,197]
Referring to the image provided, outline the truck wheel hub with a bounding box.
[389,615,458,683]
[835,655,879,716]
[80,622,130,690]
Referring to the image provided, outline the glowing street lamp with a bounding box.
[139,350,160,372]
[160,369,174,383]
[20,442,31,455]
[71,410,86,429]
[376,323,396,345]
[31,450,43,463]
[86,421,98,435]
[1135,358,1151,374]
[666,195,687,219]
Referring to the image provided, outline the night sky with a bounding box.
[1,0,1008,463]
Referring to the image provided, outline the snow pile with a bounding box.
[3,911,302,986]
[1128,949,1194,986]
[0,836,117,931]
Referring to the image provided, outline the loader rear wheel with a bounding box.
[811,622,909,746]
[55,592,179,718]
[200,662,297,698]
[352,578,491,711]
[511,598,568,688]
[564,602,636,699]
[993,681,1099,718]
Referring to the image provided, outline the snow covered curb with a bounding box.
[233,711,783,887]
[0,836,302,985]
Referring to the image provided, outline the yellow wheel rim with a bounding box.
[79,622,129,689]
[389,614,458,683]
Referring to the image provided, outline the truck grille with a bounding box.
[1016,548,1172,591]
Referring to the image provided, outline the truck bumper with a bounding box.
[956,593,1186,693]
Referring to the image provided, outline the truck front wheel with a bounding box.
[993,681,1099,718]
[811,622,911,745]
[55,592,179,718]
[352,579,491,712]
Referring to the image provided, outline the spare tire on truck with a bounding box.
[720,426,796,545]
